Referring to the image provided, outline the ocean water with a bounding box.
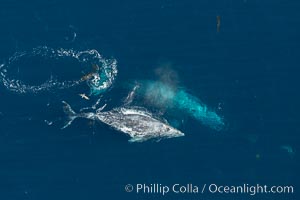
[0,0,299,200]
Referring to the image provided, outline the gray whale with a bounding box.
[62,101,184,142]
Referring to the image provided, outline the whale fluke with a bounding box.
[61,101,78,129]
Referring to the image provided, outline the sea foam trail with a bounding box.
[0,46,117,95]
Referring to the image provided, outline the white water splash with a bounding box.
[0,46,118,95]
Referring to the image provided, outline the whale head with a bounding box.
[159,125,185,140]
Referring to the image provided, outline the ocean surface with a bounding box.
[0,0,299,199]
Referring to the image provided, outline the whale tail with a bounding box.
[61,101,78,129]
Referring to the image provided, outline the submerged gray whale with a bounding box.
[62,101,184,142]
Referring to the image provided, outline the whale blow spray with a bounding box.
[126,65,224,131]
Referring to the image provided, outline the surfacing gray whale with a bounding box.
[62,101,184,142]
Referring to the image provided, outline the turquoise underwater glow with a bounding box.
[136,80,224,131]
[89,75,224,130]
[87,71,111,96]
[173,89,224,131]
[86,57,118,96]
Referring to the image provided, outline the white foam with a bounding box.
[0,46,118,94]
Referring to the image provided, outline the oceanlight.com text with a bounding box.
[124,183,294,196]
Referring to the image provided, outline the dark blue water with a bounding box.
[0,0,299,199]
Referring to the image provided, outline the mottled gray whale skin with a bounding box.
[62,101,184,142]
